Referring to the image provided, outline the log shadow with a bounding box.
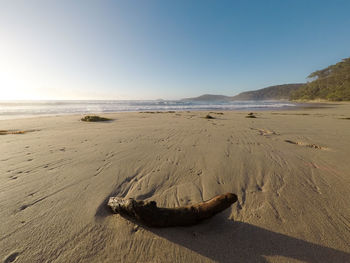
[96,194,349,262]
[145,211,350,263]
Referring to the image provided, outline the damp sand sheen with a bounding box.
[1,104,350,263]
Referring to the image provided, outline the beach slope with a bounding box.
[1,105,350,263]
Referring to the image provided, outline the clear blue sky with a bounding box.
[1,0,349,100]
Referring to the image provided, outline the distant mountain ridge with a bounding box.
[184,57,350,102]
[231,83,304,100]
[183,83,304,101]
[182,94,232,101]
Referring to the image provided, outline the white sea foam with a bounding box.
[0,100,296,120]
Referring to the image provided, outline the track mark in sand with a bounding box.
[94,162,111,176]
[19,192,55,212]
[303,160,343,177]
[269,202,283,222]
[135,188,157,200]
[284,140,326,150]
[189,167,202,177]
[307,162,319,169]
[94,152,114,176]
[18,178,89,212]
[3,252,20,263]
[237,187,247,210]
[256,185,263,192]
[19,204,30,211]
[251,128,279,136]
[112,172,140,198]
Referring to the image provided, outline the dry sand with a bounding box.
[1,104,350,263]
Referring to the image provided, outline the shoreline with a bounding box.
[0,101,340,121]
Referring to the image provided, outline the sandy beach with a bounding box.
[1,104,350,263]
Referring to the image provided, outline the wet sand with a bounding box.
[1,104,350,263]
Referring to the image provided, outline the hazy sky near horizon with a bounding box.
[1,0,350,100]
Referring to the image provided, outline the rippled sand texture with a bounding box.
[1,104,350,263]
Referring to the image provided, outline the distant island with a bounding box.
[184,57,350,102]
[182,94,233,101]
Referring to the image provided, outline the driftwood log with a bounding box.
[108,192,238,227]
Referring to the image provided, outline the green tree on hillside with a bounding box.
[291,58,350,101]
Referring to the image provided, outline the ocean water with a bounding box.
[0,100,297,120]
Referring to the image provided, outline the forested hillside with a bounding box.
[291,58,350,101]
[232,84,304,100]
